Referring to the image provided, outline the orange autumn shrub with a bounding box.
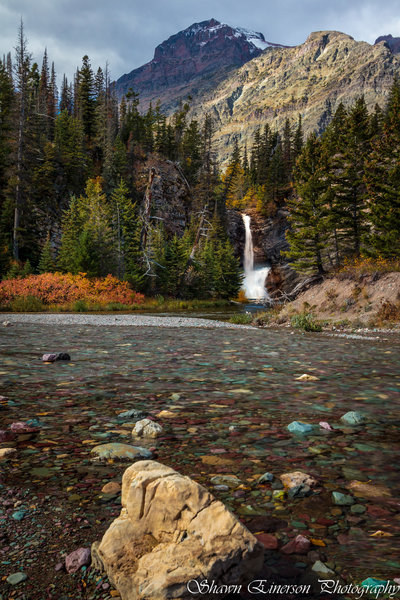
[337,256,400,279]
[0,273,145,307]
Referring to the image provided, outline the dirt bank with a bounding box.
[278,272,400,327]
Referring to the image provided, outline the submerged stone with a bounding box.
[91,443,152,461]
[117,409,146,421]
[312,561,335,576]
[6,572,27,585]
[361,578,389,592]
[132,418,163,438]
[258,472,274,483]
[287,421,314,434]
[340,411,366,425]
[332,491,355,506]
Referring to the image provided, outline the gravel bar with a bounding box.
[1,313,253,328]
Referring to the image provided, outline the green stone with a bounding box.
[332,491,355,506]
[6,572,27,585]
[350,504,366,514]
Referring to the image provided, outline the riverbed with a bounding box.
[0,319,399,598]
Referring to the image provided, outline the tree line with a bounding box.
[0,23,241,299]
[286,86,400,273]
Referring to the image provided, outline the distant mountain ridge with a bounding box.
[115,18,288,110]
[115,20,400,166]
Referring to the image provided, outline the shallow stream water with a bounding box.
[1,322,400,597]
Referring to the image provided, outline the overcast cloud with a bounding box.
[1,0,399,84]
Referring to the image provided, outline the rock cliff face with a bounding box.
[226,207,303,297]
[375,34,400,54]
[191,30,400,165]
[115,19,287,112]
[133,155,192,237]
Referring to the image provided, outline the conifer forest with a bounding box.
[0,23,400,301]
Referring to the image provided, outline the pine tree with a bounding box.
[323,98,371,259]
[110,178,142,285]
[75,55,96,140]
[38,235,56,273]
[364,79,400,257]
[55,110,87,195]
[285,134,330,274]
[58,177,115,276]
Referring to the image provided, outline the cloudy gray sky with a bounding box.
[1,0,399,83]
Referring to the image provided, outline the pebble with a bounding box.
[42,352,71,362]
[332,491,355,506]
[91,443,153,460]
[340,411,366,425]
[117,409,146,420]
[312,560,335,576]
[12,510,27,521]
[281,535,311,555]
[101,481,121,494]
[256,533,278,550]
[258,472,274,483]
[6,572,27,585]
[65,547,91,574]
[0,447,17,459]
[132,418,163,438]
[280,471,318,490]
[287,421,314,434]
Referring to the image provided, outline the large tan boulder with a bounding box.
[98,460,264,600]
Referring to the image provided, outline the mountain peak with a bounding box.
[115,19,288,106]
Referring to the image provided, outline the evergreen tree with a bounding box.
[110,178,143,286]
[364,79,400,257]
[58,177,115,276]
[285,134,330,274]
[38,235,56,273]
[75,55,96,140]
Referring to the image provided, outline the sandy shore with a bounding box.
[0,313,252,329]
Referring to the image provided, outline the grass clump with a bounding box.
[229,313,253,324]
[290,311,322,332]
[10,295,44,312]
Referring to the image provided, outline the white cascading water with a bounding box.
[241,214,270,301]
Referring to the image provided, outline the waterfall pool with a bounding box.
[1,322,399,596]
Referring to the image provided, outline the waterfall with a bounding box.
[242,214,270,301]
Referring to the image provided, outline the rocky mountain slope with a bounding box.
[116,20,400,166]
[190,30,400,164]
[115,19,288,111]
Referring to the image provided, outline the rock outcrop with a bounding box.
[133,156,192,238]
[375,34,400,54]
[97,460,264,600]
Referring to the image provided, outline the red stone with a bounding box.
[316,517,335,526]
[367,505,390,517]
[280,534,310,555]
[256,533,279,550]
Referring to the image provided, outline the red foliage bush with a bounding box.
[0,273,145,307]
